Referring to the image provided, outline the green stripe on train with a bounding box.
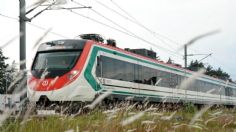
[84,46,236,93]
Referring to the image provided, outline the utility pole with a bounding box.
[184,44,187,68]
[183,30,220,68]
[18,0,91,71]
[19,0,26,70]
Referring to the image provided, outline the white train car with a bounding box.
[27,34,236,106]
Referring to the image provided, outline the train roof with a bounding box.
[37,39,87,52]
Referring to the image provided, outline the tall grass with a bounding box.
[1,105,236,132]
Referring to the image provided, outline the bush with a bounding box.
[182,102,197,113]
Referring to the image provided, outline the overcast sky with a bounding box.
[0,0,236,80]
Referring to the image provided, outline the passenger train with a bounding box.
[27,34,236,107]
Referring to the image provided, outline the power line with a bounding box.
[110,0,140,23]
[109,0,182,47]
[68,9,183,58]
[26,22,69,38]
[184,43,235,79]
[71,0,87,7]
[93,0,180,50]
[68,10,136,37]
[71,1,183,58]
[90,9,141,41]
[0,12,69,39]
[94,0,170,45]
[0,13,18,21]
[72,1,136,38]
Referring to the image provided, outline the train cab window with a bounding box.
[32,51,81,78]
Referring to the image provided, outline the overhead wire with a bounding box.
[68,9,183,58]
[26,22,69,38]
[94,0,172,47]
[0,12,69,39]
[0,13,18,21]
[71,1,184,58]
[72,0,137,38]
[185,44,235,79]
[109,0,182,46]
[94,0,180,51]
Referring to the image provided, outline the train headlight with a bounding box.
[67,70,80,80]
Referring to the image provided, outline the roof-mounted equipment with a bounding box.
[107,39,116,47]
[79,34,104,43]
[125,48,157,59]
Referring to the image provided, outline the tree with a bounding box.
[5,61,18,94]
[187,60,205,71]
[0,49,9,94]
[188,59,232,81]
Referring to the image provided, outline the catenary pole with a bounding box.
[184,30,220,68]
[19,0,26,70]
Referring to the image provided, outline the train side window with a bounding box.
[225,87,233,97]
[150,68,157,85]
[134,64,142,83]
[142,66,150,84]
[170,73,179,88]
[233,89,236,97]
[113,59,125,80]
[158,70,170,88]
[220,85,225,95]
[123,61,134,82]
[155,70,162,86]
[100,56,112,78]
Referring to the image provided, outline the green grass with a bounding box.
[1,105,236,132]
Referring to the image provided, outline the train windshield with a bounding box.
[32,51,81,78]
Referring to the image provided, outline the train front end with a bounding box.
[27,39,95,103]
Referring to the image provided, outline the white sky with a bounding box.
[0,0,236,80]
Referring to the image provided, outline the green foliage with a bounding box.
[182,102,197,113]
[0,49,9,93]
[188,60,232,81]
[5,61,19,94]
[206,66,231,81]
[0,49,17,94]
[188,60,205,71]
